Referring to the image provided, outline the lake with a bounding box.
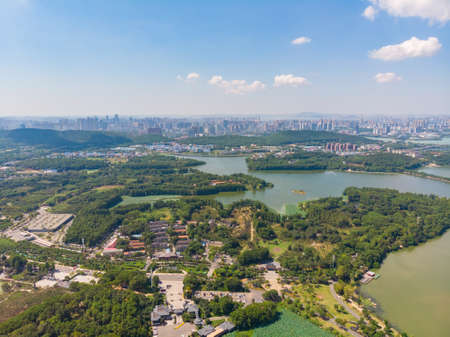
[185,155,450,213]
[184,155,450,337]
[361,231,450,337]
[419,166,450,179]
[409,136,450,146]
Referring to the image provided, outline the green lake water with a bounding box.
[186,155,450,213]
[184,155,450,337]
[361,231,450,337]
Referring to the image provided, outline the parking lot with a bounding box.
[155,272,186,310]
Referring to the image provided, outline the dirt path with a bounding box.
[264,270,283,292]
[233,207,255,242]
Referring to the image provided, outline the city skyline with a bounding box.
[1,0,449,116]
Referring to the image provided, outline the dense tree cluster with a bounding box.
[101,267,160,293]
[263,289,282,302]
[194,295,242,318]
[238,247,270,265]
[279,187,450,282]
[181,130,369,148]
[230,301,278,329]
[247,151,334,171]
[6,128,131,150]
[0,284,158,337]
[184,264,262,298]
[17,157,109,171]
[247,151,424,173]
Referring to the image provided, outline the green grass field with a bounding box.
[261,240,291,258]
[121,260,146,270]
[315,285,355,322]
[117,195,180,206]
[226,310,335,337]
[0,238,16,251]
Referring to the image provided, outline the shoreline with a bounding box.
[175,152,450,184]
[248,167,450,184]
[359,228,450,336]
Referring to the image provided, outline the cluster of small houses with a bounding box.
[151,303,236,337]
[149,220,194,256]
[103,220,196,257]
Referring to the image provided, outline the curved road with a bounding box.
[329,283,361,320]
[329,283,365,337]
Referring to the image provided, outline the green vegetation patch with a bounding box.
[181,130,369,148]
[248,151,424,173]
[283,203,306,216]
[6,128,130,150]
[0,284,157,337]
[117,194,181,206]
[0,288,68,323]
[226,310,334,337]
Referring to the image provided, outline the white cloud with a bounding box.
[273,74,309,87]
[374,72,402,83]
[362,5,378,20]
[186,72,200,80]
[291,36,311,45]
[177,72,200,82]
[208,75,265,94]
[368,0,450,24]
[369,36,442,61]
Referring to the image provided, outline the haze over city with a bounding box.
[1,0,449,117]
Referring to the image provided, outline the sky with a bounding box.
[1,0,449,117]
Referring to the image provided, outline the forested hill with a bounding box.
[180,130,370,148]
[5,128,132,150]
[2,128,370,150]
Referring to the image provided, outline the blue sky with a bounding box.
[1,0,449,117]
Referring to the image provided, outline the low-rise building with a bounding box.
[27,213,74,232]
[151,305,172,326]
[198,325,215,337]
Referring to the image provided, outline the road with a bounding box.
[328,283,365,337]
[329,318,364,337]
[329,283,361,321]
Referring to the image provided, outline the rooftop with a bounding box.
[198,325,215,337]
[27,212,74,232]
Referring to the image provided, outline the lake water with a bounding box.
[186,155,450,213]
[185,155,450,337]
[419,166,450,179]
[409,136,450,146]
[361,231,450,337]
